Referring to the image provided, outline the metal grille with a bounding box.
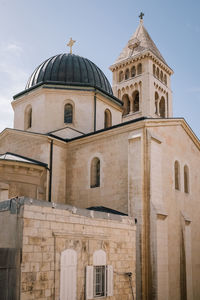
[94,266,105,297]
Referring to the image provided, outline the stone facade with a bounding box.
[0,198,136,300]
[0,18,200,300]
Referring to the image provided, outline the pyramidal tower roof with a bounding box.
[114,19,166,65]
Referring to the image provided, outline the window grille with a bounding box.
[94,266,106,297]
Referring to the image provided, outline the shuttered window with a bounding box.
[60,249,77,300]
[86,250,113,299]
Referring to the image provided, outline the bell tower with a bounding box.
[110,14,173,121]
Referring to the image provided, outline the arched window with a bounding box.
[137,63,142,75]
[119,71,124,82]
[156,67,159,79]
[90,157,100,188]
[155,92,159,114]
[133,91,139,112]
[125,69,130,80]
[122,94,130,115]
[60,249,77,300]
[153,64,156,76]
[174,161,180,190]
[164,74,167,85]
[159,97,165,118]
[160,71,163,82]
[24,105,32,130]
[104,109,112,128]
[64,103,73,123]
[184,165,189,193]
[131,66,136,77]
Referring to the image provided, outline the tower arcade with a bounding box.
[110,17,174,121]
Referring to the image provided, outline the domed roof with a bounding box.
[26,53,113,95]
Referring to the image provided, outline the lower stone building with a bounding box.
[0,197,136,300]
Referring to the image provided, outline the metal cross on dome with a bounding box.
[67,37,76,54]
[139,12,144,20]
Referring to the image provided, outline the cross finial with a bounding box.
[139,12,144,20]
[67,37,76,54]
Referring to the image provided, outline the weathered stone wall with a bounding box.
[20,199,136,300]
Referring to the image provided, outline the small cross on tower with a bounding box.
[67,37,76,54]
[139,12,144,20]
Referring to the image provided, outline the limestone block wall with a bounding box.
[20,199,136,300]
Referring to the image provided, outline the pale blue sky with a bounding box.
[0,0,199,138]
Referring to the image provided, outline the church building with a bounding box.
[0,15,200,300]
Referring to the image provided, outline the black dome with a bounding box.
[26,53,113,95]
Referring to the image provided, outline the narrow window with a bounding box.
[160,71,163,82]
[118,89,121,99]
[164,74,167,85]
[24,105,32,130]
[131,66,136,77]
[90,158,100,188]
[125,69,130,80]
[119,71,124,82]
[153,64,156,76]
[155,92,159,114]
[133,91,139,112]
[184,165,189,193]
[60,249,77,300]
[64,103,73,123]
[122,94,130,115]
[156,67,159,79]
[104,109,112,128]
[159,97,165,118]
[137,63,142,75]
[175,161,180,190]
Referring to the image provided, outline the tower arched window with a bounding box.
[64,103,73,123]
[164,74,167,85]
[156,67,159,79]
[174,161,180,190]
[153,64,156,76]
[131,66,136,77]
[159,97,165,118]
[104,109,112,128]
[184,165,189,193]
[160,71,163,82]
[122,94,130,115]
[119,71,124,82]
[133,91,140,112]
[125,69,130,80]
[137,63,142,75]
[90,157,100,188]
[155,92,159,114]
[24,105,32,130]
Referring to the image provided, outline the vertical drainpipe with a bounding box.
[94,90,97,132]
[48,139,53,202]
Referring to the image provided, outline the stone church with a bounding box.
[0,16,200,300]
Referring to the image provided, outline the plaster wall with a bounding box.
[149,124,200,300]
[12,87,122,136]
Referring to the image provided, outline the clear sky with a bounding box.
[0,0,199,138]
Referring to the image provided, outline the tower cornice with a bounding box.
[110,49,173,75]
